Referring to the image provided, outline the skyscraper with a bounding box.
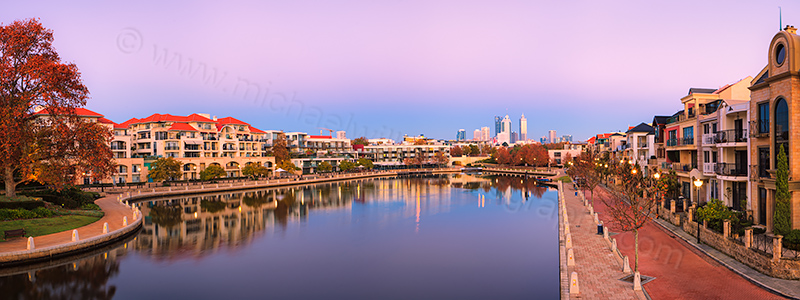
[473,129,481,141]
[540,136,547,144]
[548,130,557,144]
[511,131,518,144]
[498,115,512,145]
[519,114,527,142]
[562,135,573,143]
[457,129,466,141]
[494,116,502,137]
[481,127,490,141]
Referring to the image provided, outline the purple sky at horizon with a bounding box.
[6,1,800,141]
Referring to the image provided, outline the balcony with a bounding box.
[714,129,747,144]
[748,120,769,138]
[666,137,694,147]
[703,162,715,175]
[661,162,693,172]
[702,133,716,145]
[715,163,747,177]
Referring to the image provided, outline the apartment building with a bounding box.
[623,123,655,170]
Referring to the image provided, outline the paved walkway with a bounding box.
[0,195,134,253]
[591,185,788,300]
[562,182,645,299]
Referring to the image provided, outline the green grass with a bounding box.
[557,176,572,183]
[0,195,40,202]
[0,215,102,242]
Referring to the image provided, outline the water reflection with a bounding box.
[0,174,558,299]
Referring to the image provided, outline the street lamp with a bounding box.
[653,172,661,215]
[694,177,703,244]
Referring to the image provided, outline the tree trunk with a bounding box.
[634,229,640,273]
[4,166,16,197]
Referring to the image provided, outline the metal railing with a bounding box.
[665,137,694,147]
[749,120,769,137]
[714,129,747,143]
[783,240,800,259]
[715,163,747,177]
[752,234,772,255]
[702,133,716,145]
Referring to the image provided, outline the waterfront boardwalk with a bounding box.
[0,194,135,253]
[561,180,645,299]
[592,185,788,300]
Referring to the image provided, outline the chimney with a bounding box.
[212,115,217,121]
[785,25,797,34]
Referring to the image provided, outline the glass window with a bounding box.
[683,127,694,144]
[775,98,789,167]
[776,43,786,65]
[758,102,770,133]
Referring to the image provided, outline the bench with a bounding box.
[4,228,25,239]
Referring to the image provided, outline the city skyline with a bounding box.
[6,1,800,141]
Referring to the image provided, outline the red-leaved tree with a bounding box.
[0,19,113,196]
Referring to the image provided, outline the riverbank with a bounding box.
[0,168,460,266]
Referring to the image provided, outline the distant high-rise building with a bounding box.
[519,114,527,141]
[494,116,502,137]
[481,127,490,141]
[473,129,481,141]
[497,115,512,145]
[457,129,466,141]
[562,134,573,143]
[336,131,346,139]
[540,136,547,144]
[511,131,518,144]
[548,130,557,144]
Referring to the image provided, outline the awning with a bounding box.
[184,140,203,145]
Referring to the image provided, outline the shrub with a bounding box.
[32,207,53,218]
[0,208,38,220]
[0,200,45,210]
[784,229,800,245]
[81,203,101,210]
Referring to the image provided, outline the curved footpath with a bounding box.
[0,169,459,266]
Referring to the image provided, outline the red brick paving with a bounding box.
[591,186,786,300]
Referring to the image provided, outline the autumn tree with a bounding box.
[200,164,225,181]
[277,160,299,174]
[433,152,448,167]
[317,161,332,173]
[403,157,422,167]
[573,151,601,202]
[414,139,427,145]
[352,137,368,146]
[493,147,512,165]
[148,157,183,182]
[272,132,290,163]
[242,163,270,179]
[356,158,374,170]
[0,19,114,196]
[600,161,657,274]
[450,146,463,157]
[480,144,493,156]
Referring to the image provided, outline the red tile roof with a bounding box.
[116,118,139,129]
[216,116,248,125]
[308,135,333,139]
[249,126,265,134]
[135,113,214,124]
[167,123,198,131]
[98,117,115,124]
[587,137,596,143]
[34,107,104,118]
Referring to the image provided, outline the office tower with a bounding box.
[548,130,557,143]
[497,115,512,145]
[494,116,502,137]
[473,129,481,141]
[481,127,490,141]
[511,131,518,144]
[562,134,572,143]
[519,114,527,141]
[540,136,547,144]
[457,129,466,141]
[336,131,346,139]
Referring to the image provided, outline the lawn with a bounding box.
[0,215,102,242]
[557,176,572,183]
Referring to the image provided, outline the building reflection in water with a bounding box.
[0,174,555,299]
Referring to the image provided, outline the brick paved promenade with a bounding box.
[560,179,646,299]
[591,185,788,300]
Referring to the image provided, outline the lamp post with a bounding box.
[694,177,703,244]
[653,172,661,216]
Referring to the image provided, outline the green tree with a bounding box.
[357,158,374,170]
[199,164,225,181]
[277,160,299,174]
[468,144,480,157]
[339,160,356,172]
[317,161,333,173]
[273,132,290,163]
[352,137,369,146]
[775,144,792,236]
[148,157,183,182]
[242,163,270,179]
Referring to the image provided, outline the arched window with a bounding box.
[775,97,789,166]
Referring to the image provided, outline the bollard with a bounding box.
[603,226,609,240]
[611,238,617,253]
[744,228,753,248]
[567,248,576,266]
[123,216,128,227]
[723,220,730,239]
[71,230,79,242]
[623,256,631,273]
[103,222,109,234]
[569,272,580,295]
[593,213,599,225]
[565,233,573,249]
[27,236,34,250]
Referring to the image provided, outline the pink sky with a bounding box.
[6,1,800,140]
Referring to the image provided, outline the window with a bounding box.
[758,147,770,178]
[710,179,718,200]
[703,124,709,134]
[776,43,786,65]
[758,102,769,133]
[683,127,694,144]
[704,151,709,163]
[775,98,789,167]
[712,123,717,133]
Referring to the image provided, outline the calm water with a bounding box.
[0,174,559,299]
